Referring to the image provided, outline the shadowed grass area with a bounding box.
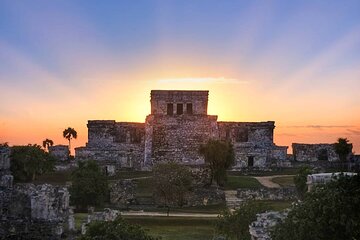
[32,170,72,185]
[134,177,154,197]
[109,171,153,180]
[74,213,88,229]
[271,176,295,187]
[256,200,293,211]
[224,176,262,190]
[124,216,216,240]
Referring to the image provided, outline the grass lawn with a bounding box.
[110,171,153,180]
[74,213,88,229]
[256,200,293,211]
[124,216,217,240]
[228,168,301,176]
[271,176,295,187]
[224,176,262,190]
[32,170,72,185]
[134,177,155,197]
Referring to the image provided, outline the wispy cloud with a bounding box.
[347,129,360,135]
[157,77,247,84]
[280,125,354,129]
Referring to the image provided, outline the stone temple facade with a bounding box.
[75,90,288,170]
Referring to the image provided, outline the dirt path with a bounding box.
[121,211,219,218]
[254,175,294,188]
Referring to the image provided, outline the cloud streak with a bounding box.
[157,77,247,84]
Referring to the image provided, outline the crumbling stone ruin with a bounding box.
[237,188,296,201]
[0,146,73,239]
[81,208,120,235]
[49,145,70,161]
[76,90,288,170]
[292,143,339,162]
[249,211,288,240]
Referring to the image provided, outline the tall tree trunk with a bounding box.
[68,139,71,155]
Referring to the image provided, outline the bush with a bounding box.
[79,215,159,240]
[215,201,268,240]
[272,174,360,240]
[10,144,55,181]
[70,160,108,210]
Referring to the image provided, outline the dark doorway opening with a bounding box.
[167,103,173,115]
[186,103,193,114]
[177,103,183,115]
[318,149,329,161]
[248,156,254,167]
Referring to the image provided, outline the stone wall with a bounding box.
[76,90,289,170]
[0,145,73,239]
[0,146,13,188]
[49,145,69,161]
[144,114,218,166]
[150,90,209,115]
[109,179,136,206]
[237,188,297,201]
[76,121,145,169]
[218,122,288,168]
[292,143,339,162]
[81,208,120,234]
[249,211,288,240]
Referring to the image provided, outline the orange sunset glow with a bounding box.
[1,1,360,154]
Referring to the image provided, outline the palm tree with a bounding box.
[63,127,77,152]
[42,138,54,151]
[334,138,353,171]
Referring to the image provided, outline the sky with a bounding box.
[0,0,360,153]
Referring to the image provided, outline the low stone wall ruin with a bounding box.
[237,188,296,201]
[249,211,288,240]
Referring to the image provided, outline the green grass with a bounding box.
[145,203,227,214]
[224,176,262,190]
[228,168,301,176]
[33,170,72,185]
[133,177,155,197]
[256,200,293,211]
[74,213,88,229]
[124,216,216,240]
[110,171,153,180]
[271,176,295,187]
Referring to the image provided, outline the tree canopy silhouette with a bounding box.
[199,140,235,186]
[63,127,77,152]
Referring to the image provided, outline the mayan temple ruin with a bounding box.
[75,90,288,170]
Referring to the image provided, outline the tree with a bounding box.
[199,140,235,186]
[215,201,268,240]
[79,215,159,240]
[42,138,54,151]
[10,144,55,181]
[334,138,352,170]
[153,162,193,216]
[272,174,360,240]
[63,127,77,152]
[293,166,312,199]
[69,160,108,210]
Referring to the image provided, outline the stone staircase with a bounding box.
[225,190,243,210]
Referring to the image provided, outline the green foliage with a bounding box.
[153,162,193,212]
[224,176,262,190]
[79,215,158,240]
[199,140,235,186]
[334,138,353,164]
[63,127,77,150]
[10,144,55,181]
[293,166,312,199]
[42,138,54,151]
[69,160,108,210]
[216,201,268,240]
[272,174,360,240]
